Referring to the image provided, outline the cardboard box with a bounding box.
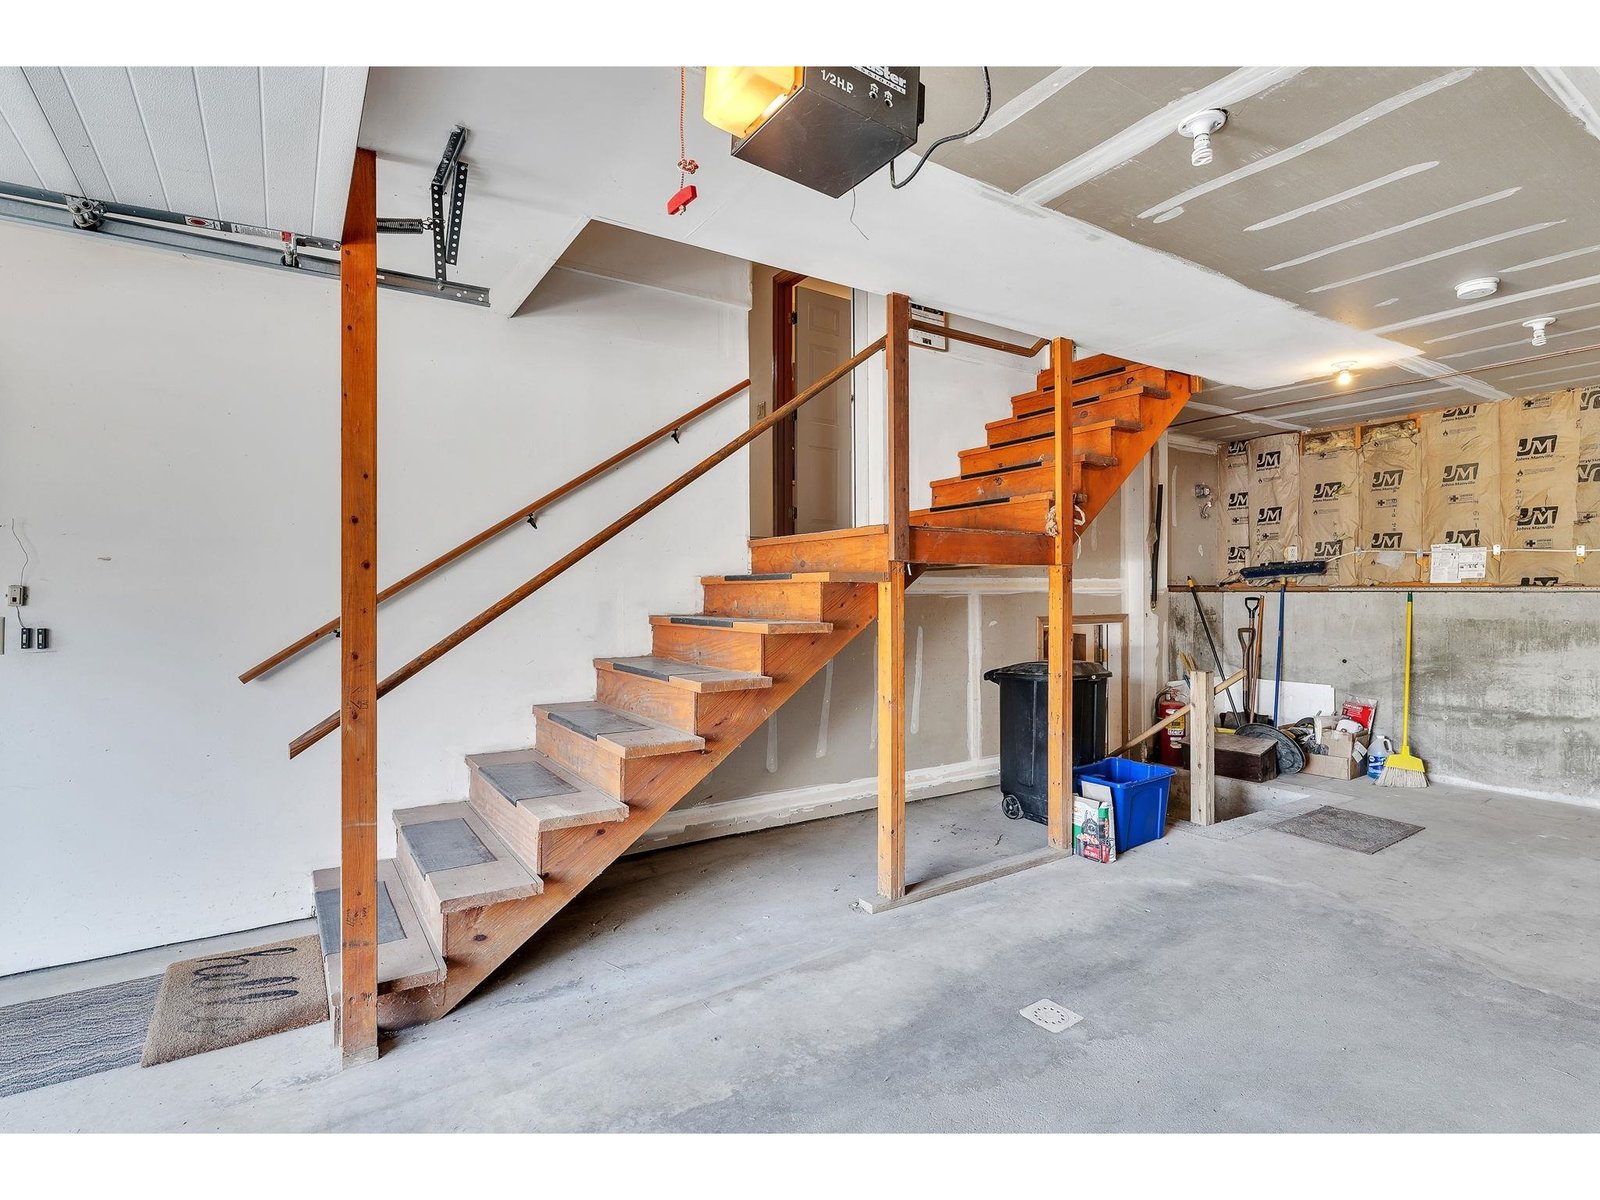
[1301,728,1371,780]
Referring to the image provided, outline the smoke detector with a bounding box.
[1455,277,1500,301]
[1177,109,1228,167]
[1523,317,1555,347]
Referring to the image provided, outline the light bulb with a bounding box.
[1177,109,1228,169]
[1333,360,1357,387]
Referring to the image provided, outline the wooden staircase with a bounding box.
[911,354,1197,538]
[309,353,1195,1033]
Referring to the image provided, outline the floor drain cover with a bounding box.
[1020,999,1082,1033]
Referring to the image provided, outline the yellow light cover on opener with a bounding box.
[703,67,803,138]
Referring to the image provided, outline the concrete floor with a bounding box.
[3,775,1598,1133]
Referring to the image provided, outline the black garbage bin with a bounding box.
[982,660,1111,824]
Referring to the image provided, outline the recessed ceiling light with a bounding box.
[1523,317,1555,346]
[1455,277,1500,301]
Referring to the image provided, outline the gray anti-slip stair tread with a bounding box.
[549,706,651,739]
[475,756,579,802]
[599,655,772,691]
[314,880,405,958]
[651,613,833,633]
[401,817,495,875]
[310,860,444,992]
[393,802,542,909]
[534,701,704,756]
[467,748,630,829]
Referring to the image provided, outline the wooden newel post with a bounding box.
[877,293,912,901]
[339,147,380,1066]
[1047,338,1076,849]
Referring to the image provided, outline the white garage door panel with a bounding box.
[194,67,266,224]
[59,67,168,208]
[128,67,219,216]
[18,67,114,198]
[261,66,323,234]
[0,66,367,241]
[313,67,367,239]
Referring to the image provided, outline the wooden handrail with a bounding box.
[909,319,1047,358]
[287,338,887,758]
[240,377,751,684]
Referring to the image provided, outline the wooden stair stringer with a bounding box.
[1075,382,1195,530]
[373,582,879,1027]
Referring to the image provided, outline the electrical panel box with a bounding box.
[731,67,924,198]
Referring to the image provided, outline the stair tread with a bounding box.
[931,451,1113,490]
[533,700,705,757]
[467,742,627,825]
[595,655,772,693]
[700,571,877,584]
[394,801,542,910]
[311,859,445,993]
[649,614,832,634]
[1011,384,1172,421]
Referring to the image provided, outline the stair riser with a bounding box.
[466,775,547,873]
[1017,365,1168,413]
[593,668,754,736]
[960,427,1124,475]
[1036,353,1131,388]
[958,441,1053,475]
[651,623,769,673]
[394,842,447,954]
[535,713,634,798]
[700,580,856,622]
[990,394,1149,445]
[933,464,1060,506]
[913,497,1052,533]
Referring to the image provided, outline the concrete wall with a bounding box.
[1167,445,1221,587]
[1169,589,1600,806]
[0,221,752,975]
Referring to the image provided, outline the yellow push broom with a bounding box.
[1378,591,1428,788]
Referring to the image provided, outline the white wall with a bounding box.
[851,294,1042,520]
[0,221,750,975]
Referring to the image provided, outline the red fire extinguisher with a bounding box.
[1155,681,1189,767]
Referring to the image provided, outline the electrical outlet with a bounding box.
[5,584,25,606]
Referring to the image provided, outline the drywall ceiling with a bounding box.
[921,65,1600,438]
[356,67,1412,390]
[0,67,367,241]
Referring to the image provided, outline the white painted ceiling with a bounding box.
[356,67,1413,390]
[0,67,367,241]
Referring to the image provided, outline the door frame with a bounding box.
[769,270,805,538]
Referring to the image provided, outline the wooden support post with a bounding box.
[338,147,380,1067]
[1190,669,1216,826]
[885,293,911,563]
[876,572,907,900]
[876,292,912,901]
[1046,338,1076,849]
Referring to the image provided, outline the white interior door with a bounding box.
[793,286,854,534]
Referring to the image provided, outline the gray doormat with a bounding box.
[140,934,328,1067]
[1273,805,1424,854]
[0,974,160,1098]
